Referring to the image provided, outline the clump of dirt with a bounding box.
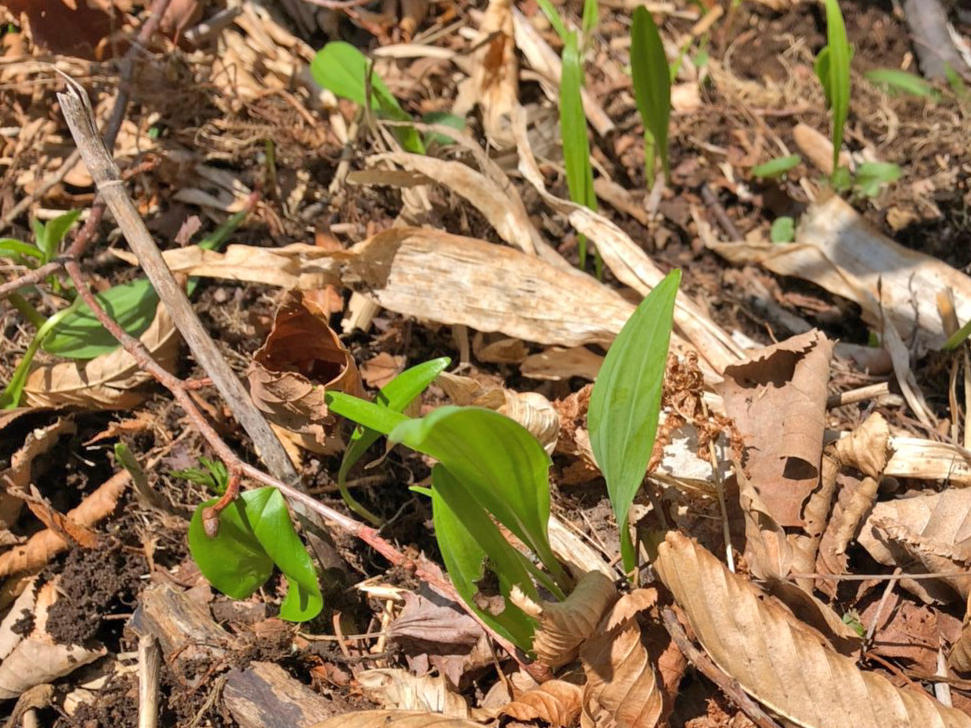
[45,543,147,647]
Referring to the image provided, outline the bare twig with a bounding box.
[661,607,783,728]
[137,634,161,728]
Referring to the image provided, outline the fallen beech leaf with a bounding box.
[22,487,99,549]
[0,581,105,700]
[0,0,115,59]
[513,571,619,669]
[950,595,971,673]
[738,467,791,580]
[580,589,663,728]
[0,418,76,530]
[861,595,962,676]
[357,669,469,718]
[470,0,518,146]
[0,470,129,579]
[308,711,482,727]
[885,437,971,486]
[24,304,179,409]
[521,346,604,381]
[859,488,971,602]
[500,679,582,727]
[473,335,528,365]
[656,532,971,728]
[715,330,833,527]
[248,291,364,453]
[361,353,406,389]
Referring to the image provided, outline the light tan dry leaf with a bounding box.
[521,346,604,381]
[357,669,469,718]
[513,571,619,669]
[0,578,36,661]
[308,711,481,728]
[0,418,76,530]
[24,304,179,409]
[949,594,971,673]
[715,330,833,527]
[859,488,971,601]
[655,531,971,728]
[0,581,105,700]
[792,123,850,175]
[548,516,619,579]
[360,353,406,389]
[0,470,129,579]
[248,291,364,454]
[472,335,528,365]
[886,437,971,486]
[499,679,582,727]
[764,579,863,657]
[580,589,663,728]
[470,0,519,146]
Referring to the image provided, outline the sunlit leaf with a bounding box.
[631,5,671,185]
[866,68,939,100]
[817,0,850,178]
[771,216,796,243]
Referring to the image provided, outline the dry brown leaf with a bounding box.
[0,418,76,530]
[308,711,481,728]
[950,594,971,673]
[472,335,528,365]
[0,470,129,579]
[859,594,962,677]
[737,467,792,580]
[716,330,833,527]
[357,669,469,718]
[521,346,604,381]
[470,0,518,146]
[655,531,971,728]
[0,580,105,700]
[885,438,971,486]
[859,488,971,601]
[499,679,582,727]
[24,304,179,409]
[248,291,364,454]
[22,488,100,549]
[792,123,850,175]
[360,353,406,389]
[513,571,619,669]
[0,578,36,660]
[580,589,663,728]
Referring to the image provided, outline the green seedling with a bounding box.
[751,155,802,180]
[852,161,901,198]
[581,0,598,43]
[865,68,940,100]
[943,318,971,350]
[311,42,425,154]
[588,270,680,573]
[945,63,970,105]
[631,5,672,186]
[771,216,796,243]
[536,0,597,47]
[814,0,851,182]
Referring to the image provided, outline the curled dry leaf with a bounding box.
[0,580,105,700]
[357,669,469,718]
[470,0,519,146]
[715,330,833,527]
[580,589,663,728]
[513,571,619,669]
[499,679,582,727]
[0,470,129,580]
[248,291,364,453]
[738,467,792,580]
[859,488,971,602]
[24,304,179,410]
[655,531,971,728]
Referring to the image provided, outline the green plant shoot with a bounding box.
[631,5,671,186]
[814,0,850,179]
[751,155,802,179]
[771,216,796,243]
[588,269,680,573]
[865,68,940,100]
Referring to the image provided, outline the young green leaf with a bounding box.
[587,269,680,573]
[560,30,597,270]
[390,406,570,594]
[865,68,939,100]
[336,357,451,525]
[581,0,598,42]
[816,0,850,178]
[751,155,802,179]
[428,466,537,650]
[631,6,671,185]
[327,391,410,435]
[770,216,796,243]
[0,238,44,263]
[944,318,971,350]
[945,63,970,104]
[420,111,465,147]
[853,161,901,198]
[536,0,569,44]
[33,209,81,263]
[171,457,230,493]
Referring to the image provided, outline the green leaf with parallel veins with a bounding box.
[588,269,680,573]
[631,5,671,184]
[866,68,939,100]
[818,0,850,177]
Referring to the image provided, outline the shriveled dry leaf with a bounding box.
[716,330,832,527]
[0,470,129,579]
[499,679,582,727]
[24,304,179,409]
[859,488,971,601]
[248,291,364,453]
[580,589,663,728]
[521,346,604,381]
[655,532,971,728]
[0,418,76,530]
[860,594,963,676]
[360,353,406,389]
[308,711,481,728]
[513,571,619,669]
[470,0,518,146]
[0,581,105,700]
[357,669,469,718]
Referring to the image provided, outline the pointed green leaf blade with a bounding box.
[560,31,596,213]
[631,6,671,182]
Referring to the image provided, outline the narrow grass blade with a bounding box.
[631,6,671,184]
[820,0,850,177]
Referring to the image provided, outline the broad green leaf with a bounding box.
[189,496,274,600]
[560,31,597,269]
[327,391,410,435]
[0,238,43,262]
[818,0,850,177]
[536,0,569,44]
[751,155,802,179]
[866,68,939,100]
[631,6,671,185]
[247,487,323,622]
[428,466,537,650]
[310,42,424,154]
[770,216,796,243]
[588,269,680,573]
[390,406,569,594]
[853,161,901,198]
[336,357,451,524]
